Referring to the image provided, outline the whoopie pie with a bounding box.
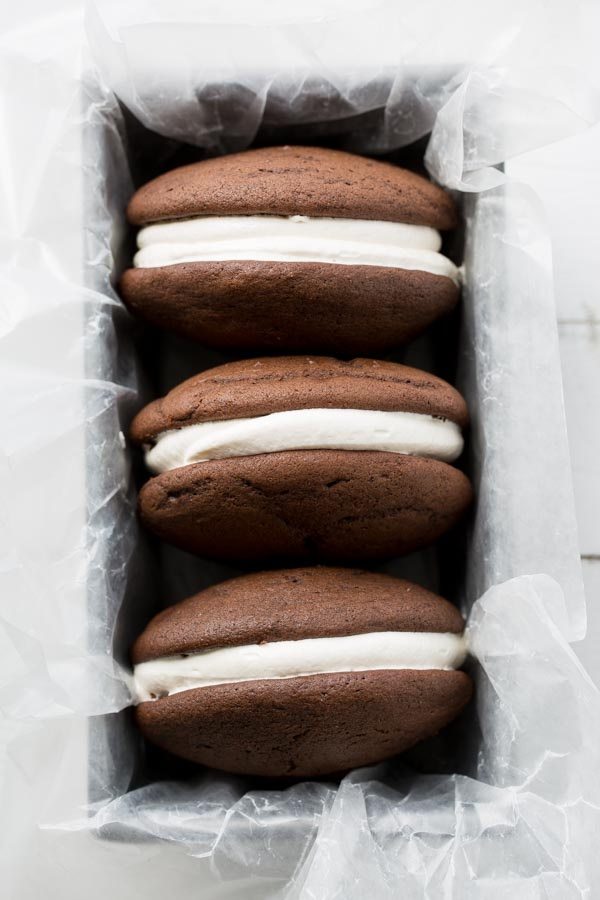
[120,146,460,355]
[131,356,472,563]
[132,567,472,777]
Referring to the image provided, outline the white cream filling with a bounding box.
[144,408,463,474]
[133,215,460,284]
[133,630,468,702]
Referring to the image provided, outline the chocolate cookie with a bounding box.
[120,146,460,354]
[132,567,473,777]
[132,357,472,563]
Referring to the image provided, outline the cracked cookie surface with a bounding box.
[137,450,472,563]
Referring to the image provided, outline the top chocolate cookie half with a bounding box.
[129,356,469,484]
[127,145,458,228]
[132,566,465,665]
[130,356,469,447]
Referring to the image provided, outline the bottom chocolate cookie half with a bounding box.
[137,450,472,563]
[135,668,473,777]
[120,261,459,356]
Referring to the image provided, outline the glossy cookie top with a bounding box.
[127,145,458,229]
[130,356,469,444]
[131,566,465,664]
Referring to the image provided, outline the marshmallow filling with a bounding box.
[133,215,460,284]
[133,630,468,701]
[144,408,464,474]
